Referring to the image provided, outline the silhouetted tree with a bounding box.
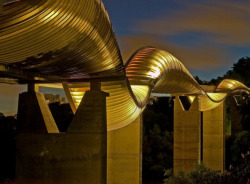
[209,57,250,86]
[0,113,16,182]
[225,57,250,86]
[194,76,208,85]
[48,102,73,132]
[239,94,250,132]
[226,131,250,170]
[143,97,174,181]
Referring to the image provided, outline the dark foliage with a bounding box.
[226,131,250,167]
[239,95,250,132]
[209,57,250,86]
[48,102,74,132]
[143,97,174,181]
[0,113,16,182]
[164,162,249,184]
[225,57,250,87]
[194,76,208,85]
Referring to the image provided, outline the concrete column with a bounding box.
[203,102,225,172]
[16,82,109,184]
[174,97,201,174]
[66,82,109,184]
[107,115,142,184]
[17,86,59,133]
[16,87,60,183]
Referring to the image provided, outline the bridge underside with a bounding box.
[14,83,245,183]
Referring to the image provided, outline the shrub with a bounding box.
[188,163,221,184]
[164,163,249,184]
[164,169,191,184]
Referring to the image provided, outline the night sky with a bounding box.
[0,0,250,114]
[103,0,250,78]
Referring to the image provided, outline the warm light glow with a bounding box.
[71,92,84,95]
[75,99,81,103]
[72,96,84,100]
[131,85,150,104]
[147,67,161,79]
[188,96,195,103]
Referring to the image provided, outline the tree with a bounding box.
[225,57,250,86]
[0,113,16,182]
[194,76,208,85]
[209,57,250,86]
[48,102,73,132]
[143,97,174,181]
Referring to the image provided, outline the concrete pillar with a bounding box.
[174,97,201,174]
[16,86,59,133]
[16,82,109,184]
[16,87,60,183]
[66,83,109,184]
[203,102,225,172]
[107,115,142,184]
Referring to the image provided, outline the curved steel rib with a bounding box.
[1,1,249,131]
[0,0,124,79]
[68,47,249,130]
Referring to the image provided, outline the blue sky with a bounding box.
[103,0,250,79]
[0,0,250,114]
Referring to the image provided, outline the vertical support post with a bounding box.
[16,83,59,183]
[203,102,225,172]
[67,81,109,184]
[107,115,142,184]
[17,83,58,133]
[174,97,201,174]
[16,81,108,184]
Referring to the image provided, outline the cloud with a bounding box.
[118,34,230,69]
[0,84,26,97]
[132,0,250,46]
[0,84,26,114]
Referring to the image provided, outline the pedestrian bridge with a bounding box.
[0,0,249,183]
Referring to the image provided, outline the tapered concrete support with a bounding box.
[66,87,109,184]
[16,88,60,183]
[16,83,109,184]
[174,97,201,174]
[203,102,225,172]
[17,89,59,133]
[107,116,142,184]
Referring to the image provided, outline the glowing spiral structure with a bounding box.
[0,0,249,131]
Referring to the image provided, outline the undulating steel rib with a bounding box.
[0,0,124,79]
[0,0,249,131]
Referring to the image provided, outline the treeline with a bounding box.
[0,113,16,182]
[143,97,174,181]
[195,56,250,86]
[142,57,250,182]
